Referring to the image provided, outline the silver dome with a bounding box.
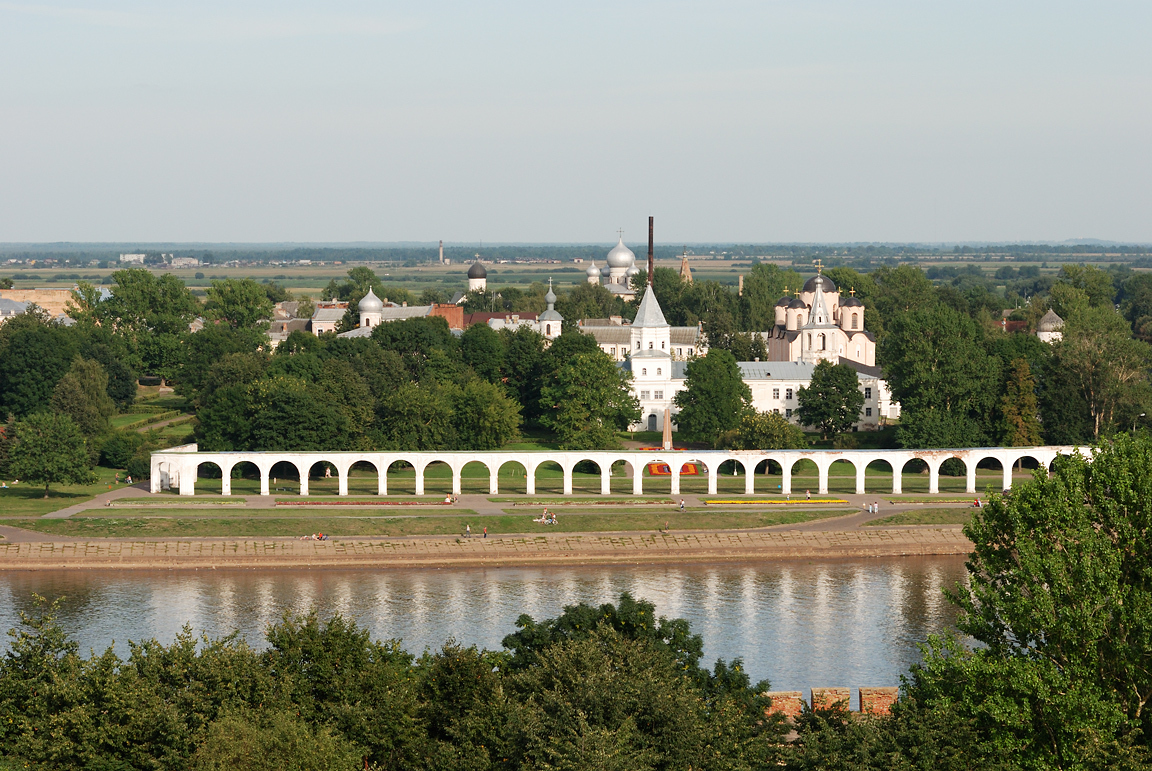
[358,288,384,313]
[586,260,600,277]
[606,237,636,269]
[625,265,641,277]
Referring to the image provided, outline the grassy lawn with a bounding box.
[4,508,852,538]
[0,468,132,516]
[865,508,975,526]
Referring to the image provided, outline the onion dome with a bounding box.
[840,296,863,307]
[803,274,836,293]
[358,287,384,313]
[787,298,806,309]
[625,265,641,277]
[606,237,636,268]
[776,294,793,307]
[586,260,600,277]
[544,285,557,306]
[1038,308,1064,332]
[467,260,487,279]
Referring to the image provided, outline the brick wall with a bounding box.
[765,687,899,721]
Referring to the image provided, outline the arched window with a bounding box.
[818,333,825,350]
[546,324,551,336]
[807,333,812,349]
[657,368,662,375]
[661,341,665,349]
[642,368,647,375]
[636,341,640,349]
[851,313,858,330]
[649,342,653,349]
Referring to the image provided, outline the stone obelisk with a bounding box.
[662,408,673,450]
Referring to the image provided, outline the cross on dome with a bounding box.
[813,258,824,274]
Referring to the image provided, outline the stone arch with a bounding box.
[194,460,226,495]
[307,460,339,495]
[934,454,969,494]
[898,457,929,494]
[497,460,528,495]
[385,458,420,495]
[676,456,712,495]
[269,460,303,495]
[827,457,859,495]
[346,459,381,496]
[864,458,895,494]
[228,460,263,496]
[787,457,819,497]
[533,460,565,495]
[422,460,453,497]
[639,457,673,495]
[460,460,493,495]
[571,458,604,494]
[753,457,785,495]
[610,458,638,494]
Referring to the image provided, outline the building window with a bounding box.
[661,341,665,349]
[818,333,825,350]
[649,342,654,349]
[772,408,780,414]
[864,387,872,399]
[865,407,872,417]
[773,388,780,399]
[807,333,812,349]
[610,347,616,356]
[851,313,859,330]
[654,390,663,399]
[786,388,793,400]
[546,324,551,336]
[640,390,650,400]
[856,346,861,359]
[656,368,661,375]
[786,408,792,418]
[642,368,647,375]
[677,348,682,356]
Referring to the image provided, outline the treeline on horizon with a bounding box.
[4,437,1152,769]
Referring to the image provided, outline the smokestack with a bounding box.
[739,274,744,296]
[439,240,443,264]
[647,216,654,285]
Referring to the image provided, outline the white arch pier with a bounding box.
[151,445,1085,497]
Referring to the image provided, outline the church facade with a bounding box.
[765,271,877,367]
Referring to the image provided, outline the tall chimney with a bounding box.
[439,240,444,264]
[647,216,654,285]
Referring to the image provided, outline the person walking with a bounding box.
[465,524,471,538]
[679,499,685,511]
[483,526,487,538]
[806,489,810,500]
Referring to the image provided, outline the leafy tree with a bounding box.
[999,358,1042,446]
[419,287,448,305]
[93,269,200,375]
[459,322,505,383]
[50,358,115,443]
[722,409,808,450]
[673,348,751,446]
[1121,272,1152,337]
[8,412,94,496]
[177,325,267,401]
[739,263,803,330]
[204,278,275,330]
[262,280,292,304]
[190,709,361,771]
[554,281,628,323]
[460,288,503,313]
[1057,305,1152,439]
[796,360,865,440]
[909,434,1152,765]
[0,312,79,417]
[451,378,521,449]
[498,326,547,425]
[80,338,137,409]
[880,304,1001,448]
[371,316,456,377]
[539,351,639,449]
[247,378,349,452]
[1055,263,1116,308]
[0,277,12,289]
[373,382,456,450]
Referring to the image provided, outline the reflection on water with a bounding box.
[0,557,968,707]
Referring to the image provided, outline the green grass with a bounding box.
[0,468,130,516]
[865,508,975,526]
[4,507,851,538]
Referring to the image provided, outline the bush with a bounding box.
[100,431,146,468]
[138,375,162,386]
[832,433,859,450]
[191,710,361,771]
[126,449,152,480]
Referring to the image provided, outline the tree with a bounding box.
[50,358,115,443]
[739,263,803,331]
[999,358,1042,447]
[191,710,362,771]
[673,349,751,446]
[373,383,457,450]
[796,360,865,440]
[451,378,521,449]
[1056,305,1152,439]
[459,323,505,383]
[908,434,1152,765]
[247,378,349,452]
[204,279,275,330]
[722,410,807,450]
[499,326,547,426]
[0,312,79,417]
[539,352,639,449]
[8,412,94,497]
[177,325,267,401]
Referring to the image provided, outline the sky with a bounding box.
[1,1,1150,244]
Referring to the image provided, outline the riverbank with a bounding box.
[0,526,972,570]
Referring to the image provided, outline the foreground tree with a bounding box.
[796,360,865,440]
[50,358,115,443]
[673,348,751,446]
[907,434,1152,766]
[204,278,275,331]
[8,412,93,497]
[722,410,807,450]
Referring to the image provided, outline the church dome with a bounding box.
[1038,308,1064,332]
[586,260,600,277]
[776,295,793,307]
[840,296,863,308]
[803,274,836,293]
[606,237,636,269]
[544,286,557,305]
[787,298,806,309]
[468,260,487,279]
[625,265,641,277]
[358,288,384,313]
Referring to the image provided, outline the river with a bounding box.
[0,556,967,707]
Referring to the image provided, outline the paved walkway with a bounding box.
[41,484,152,518]
[0,526,973,570]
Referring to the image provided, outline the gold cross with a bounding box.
[813,258,824,274]
[849,287,856,297]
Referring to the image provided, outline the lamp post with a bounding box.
[1135,413,1146,433]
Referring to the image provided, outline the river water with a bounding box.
[0,557,967,706]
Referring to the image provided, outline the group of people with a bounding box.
[300,533,329,541]
[443,494,458,504]
[865,502,881,514]
[534,508,558,525]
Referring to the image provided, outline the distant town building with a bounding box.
[1036,308,1065,344]
[578,316,705,362]
[0,297,29,324]
[0,288,75,318]
[169,257,200,268]
[679,250,693,283]
[310,301,349,335]
[119,253,146,264]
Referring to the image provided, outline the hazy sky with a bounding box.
[1,1,1149,243]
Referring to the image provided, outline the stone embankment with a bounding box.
[0,527,972,570]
